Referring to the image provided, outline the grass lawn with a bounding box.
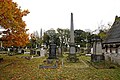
[0,54,120,80]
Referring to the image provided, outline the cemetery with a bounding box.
[0,0,120,79]
[0,12,120,80]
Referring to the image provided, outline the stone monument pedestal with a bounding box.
[68,54,78,62]
[91,54,105,62]
[48,44,57,59]
[91,38,105,62]
[68,43,79,62]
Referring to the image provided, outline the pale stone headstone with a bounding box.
[58,47,62,55]
[108,48,110,53]
[91,40,104,62]
[8,48,10,52]
[93,41,102,54]
[112,48,116,53]
[91,48,93,54]
[18,50,21,54]
[96,42,102,54]
[40,49,46,57]
[70,46,75,54]
[118,47,120,54]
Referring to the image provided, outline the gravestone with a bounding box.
[40,48,47,57]
[93,41,102,54]
[18,49,21,54]
[58,47,62,56]
[36,49,40,56]
[48,44,57,59]
[91,39,104,62]
[30,49,35,55]
[21,49,24,54]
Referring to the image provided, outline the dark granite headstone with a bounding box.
[30,49,35,55]
[48,44,57,59]
[21,49,24,54]
[37,50,40,56]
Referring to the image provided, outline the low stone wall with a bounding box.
[104,52,120,65]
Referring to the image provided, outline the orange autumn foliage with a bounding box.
[0,0,30,47]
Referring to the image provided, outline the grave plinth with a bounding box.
[91,54,105,62]
[48,44,57,59]
[69,43,76,53]
[91,36,104,62]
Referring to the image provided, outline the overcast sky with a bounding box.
[13,0,120,33]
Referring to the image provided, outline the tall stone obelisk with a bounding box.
[68,13,78,62]
[70,13,75,54]
[70,13,75,44]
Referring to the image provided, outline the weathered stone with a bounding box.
[48,44,57,59]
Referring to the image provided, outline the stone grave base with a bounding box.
[39,65,57,69]
[67,54,79,62]
[21,56,31,60]
[91,54,105,62]
[39,59,61,69]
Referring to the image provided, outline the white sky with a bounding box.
[13,0,120,33]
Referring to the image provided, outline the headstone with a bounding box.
[36,49,40,56]
[8,48,10,52]
[40,49,46,57]
[118,47,120,54]
[48,44,57,59]
[21,49,24,54]
[91,48,93,54]
[30,49,35,55]
[91,40,104,62]
[58,47,62,56]
[10,48,13,52]
[95,42,102,54]
[91,54,105,62]
[18,49,21,54]
[112,48,116,53]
